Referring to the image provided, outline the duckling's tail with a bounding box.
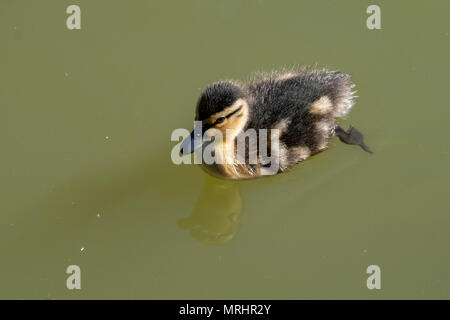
[334,125,373,154]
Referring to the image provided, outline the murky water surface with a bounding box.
[1,0,449,298]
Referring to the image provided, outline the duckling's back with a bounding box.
[245,68,356,170]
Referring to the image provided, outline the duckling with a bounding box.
[180,67,372,180]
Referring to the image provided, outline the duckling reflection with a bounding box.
[178,175,242,245]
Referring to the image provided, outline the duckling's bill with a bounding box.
[180,122,212,155]
[180,129,200,155]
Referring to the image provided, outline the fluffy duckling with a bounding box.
[180,67,371,179]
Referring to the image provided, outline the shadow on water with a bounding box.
[10,144,245,247]
[7,136,381,262]
[178,175,242,246]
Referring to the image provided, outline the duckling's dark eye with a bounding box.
[215,117,226,124]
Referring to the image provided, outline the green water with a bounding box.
[1,0,449,299]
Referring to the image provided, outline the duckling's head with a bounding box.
[181,81,250,155]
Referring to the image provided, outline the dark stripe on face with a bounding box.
[205,105,243,131]
[225,105,242,119]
